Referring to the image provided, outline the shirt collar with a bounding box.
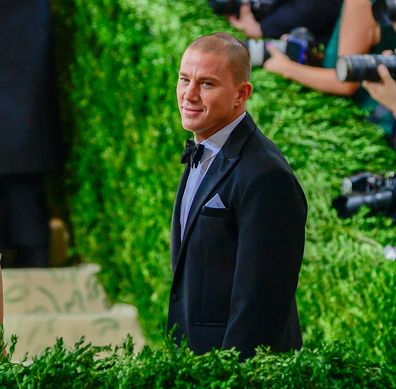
[195,112,246,160]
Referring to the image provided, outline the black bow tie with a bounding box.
[181,139,205,168]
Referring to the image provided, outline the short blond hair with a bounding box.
[187,32,251,84]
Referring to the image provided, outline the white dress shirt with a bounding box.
[180,112,246,239]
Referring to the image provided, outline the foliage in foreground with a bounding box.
[51,0,396,365]
[0,334,394,388]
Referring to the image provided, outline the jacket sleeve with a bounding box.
[259,0,342,44]
[221,169,307,360]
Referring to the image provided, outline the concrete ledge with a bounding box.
[3,264,110,314]
[4,305,144,361]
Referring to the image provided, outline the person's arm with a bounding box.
[221,169,307,360]
[363,64,396,116]
[264,0,380,96]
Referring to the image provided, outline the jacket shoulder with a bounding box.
[240,127,293,176]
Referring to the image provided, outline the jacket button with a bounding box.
[171,292,179,302]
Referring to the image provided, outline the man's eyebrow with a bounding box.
[178,71,220,81]
[199,76,219,82]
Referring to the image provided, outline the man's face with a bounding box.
[177,48,246,141]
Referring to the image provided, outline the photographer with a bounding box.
[227,0,342,45]
[263,0,396,137]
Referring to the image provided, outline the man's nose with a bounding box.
[185,81,200,101]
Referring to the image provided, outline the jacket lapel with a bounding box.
[171,164,190,272]
[181,152,238,247]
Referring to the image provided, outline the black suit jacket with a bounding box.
[168,113,307,360]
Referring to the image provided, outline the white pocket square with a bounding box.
[205,193,225,209]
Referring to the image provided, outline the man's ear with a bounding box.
[236,82,253,106]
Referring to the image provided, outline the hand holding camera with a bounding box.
[363,60,396,117]
[260,39,292,75]
[246,27,323,70]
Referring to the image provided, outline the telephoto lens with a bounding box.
[332,190,394,218]
[372,0,396,27]
[245,27,316,67]
[336,54,396,82]
[332,171,396,219]
[245,39,287,66]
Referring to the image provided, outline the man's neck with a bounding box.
[194,110,246,143]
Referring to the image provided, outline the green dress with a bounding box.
[323,2,396,136]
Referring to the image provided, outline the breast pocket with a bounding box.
[200,205,231,218]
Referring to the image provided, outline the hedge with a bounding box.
[51,0,396,368]
[0,333,395,388]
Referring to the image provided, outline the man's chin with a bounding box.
[181,120,201,133]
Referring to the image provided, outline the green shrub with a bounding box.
[52,0,396,366]
[0,335,394,388]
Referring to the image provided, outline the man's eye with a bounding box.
[179,78,189,84]
[202,82,213,88]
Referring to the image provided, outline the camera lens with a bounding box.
[246,39,266,66]
[245,39,287,66]
[332,190,394,218]
[335,57,349,82]
[336,55,379,82]
[336,54,396,82]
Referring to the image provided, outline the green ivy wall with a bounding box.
[52,0,396,366]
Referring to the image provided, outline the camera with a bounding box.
[246,27,323,66]
[332,171,396,219]
[372,0,396,27]
[336,54,396,82]
[208,0,282,21]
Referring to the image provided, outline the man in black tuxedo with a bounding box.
[168,32,307,360]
